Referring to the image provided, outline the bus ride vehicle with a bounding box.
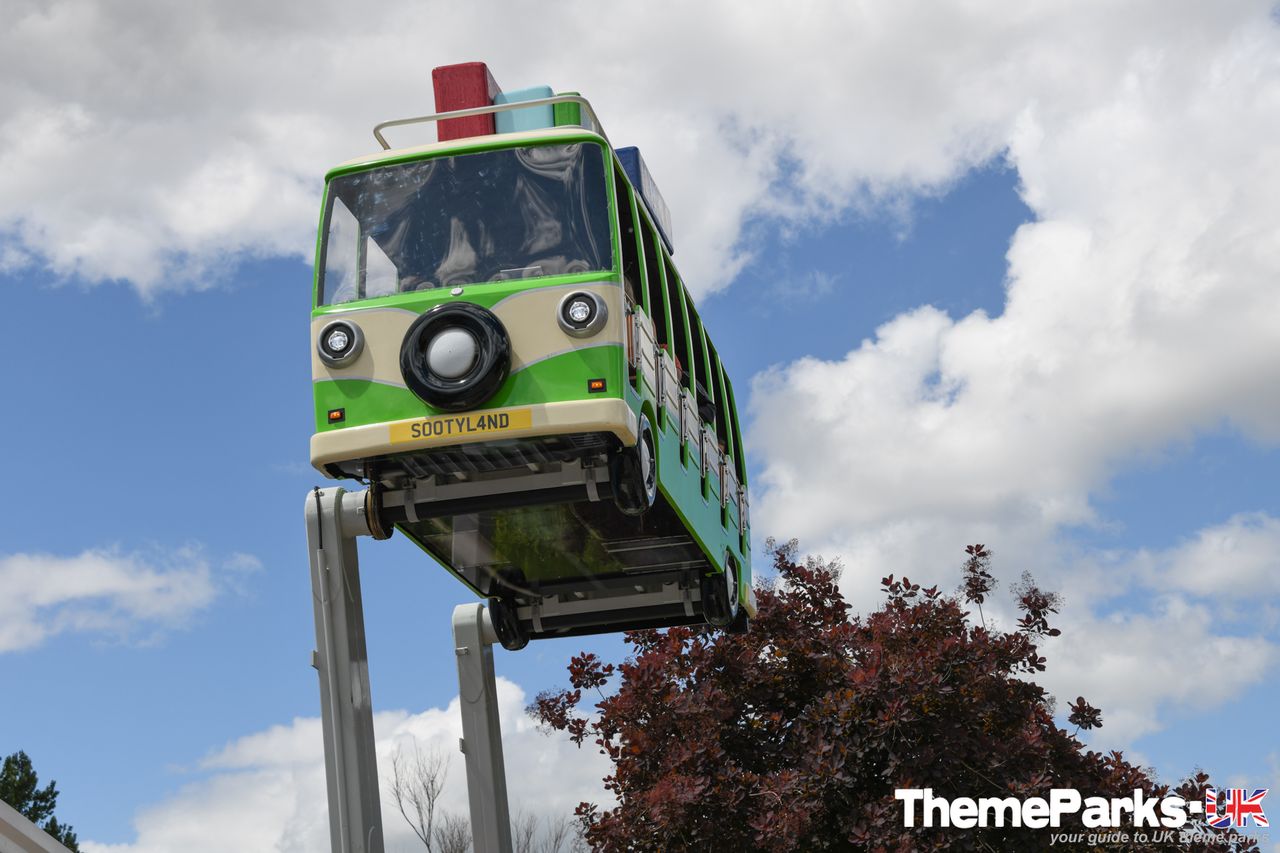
[309,62,754,649]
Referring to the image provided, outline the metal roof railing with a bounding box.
[372,95,605,151]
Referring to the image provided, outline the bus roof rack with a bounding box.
[372,95,607,151]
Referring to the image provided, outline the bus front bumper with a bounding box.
[311,398,638,475]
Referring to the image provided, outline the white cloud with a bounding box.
[740,0,1280,758]
[81,678,607,853]
[1042,596,1276,744]
[743,8,1280,577]
[0,546,251,652]
[6,1,1277,300]
[1143,512,1280,600]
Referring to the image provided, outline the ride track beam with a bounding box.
[305,486,514,853]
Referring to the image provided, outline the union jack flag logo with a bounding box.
[1205,787,1269,829]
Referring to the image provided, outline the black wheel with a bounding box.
[701,561,740,628]
[400,302,511,412]
[612,414,657,517]
[488,596,529,651]
[726,608,750,635]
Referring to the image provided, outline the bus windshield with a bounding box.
[319,142,613,305]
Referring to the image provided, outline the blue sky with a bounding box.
[2,2,1279,850]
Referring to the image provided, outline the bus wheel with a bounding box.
[726,608,750,635]
[612,414,657,517]
[488,596,529,652]
[701,562,739,628]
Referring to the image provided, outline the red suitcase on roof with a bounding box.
[432,62,502,141]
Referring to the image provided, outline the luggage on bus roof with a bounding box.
[495,85,555,133]
[432,61,503,141]
[617,146,674,255]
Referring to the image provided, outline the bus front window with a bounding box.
[319,142,612,305]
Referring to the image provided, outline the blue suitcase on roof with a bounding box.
[617,146,674,256]
[495,86,555,134]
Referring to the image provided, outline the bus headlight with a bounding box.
[327,327,351,352]
[558,291,608,337]
[318,319,364,366]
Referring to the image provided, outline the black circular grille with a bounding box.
[400,302,511,412]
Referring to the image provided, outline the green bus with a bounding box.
[309,86,753,649]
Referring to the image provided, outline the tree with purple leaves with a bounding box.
[531,541,1257,852]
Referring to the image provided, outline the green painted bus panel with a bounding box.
[487,344,626,410]
[314,345,625,431]
[650,402,748,584]
[312,271,612,316]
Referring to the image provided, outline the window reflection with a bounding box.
[319,143,612,304]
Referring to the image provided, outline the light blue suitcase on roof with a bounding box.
[495,86,555,133]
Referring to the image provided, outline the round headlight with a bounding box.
[558,291,608,338]
[326,328,350,353]
[426,327,479,380]
[318,319,364,366]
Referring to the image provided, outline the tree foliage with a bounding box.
[959,544,996,626]
[0,751,80,851]
[531,542,1258,852]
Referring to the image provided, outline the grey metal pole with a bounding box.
[306,487,385,853]
[452,603,513,853]
[0,799,76,853]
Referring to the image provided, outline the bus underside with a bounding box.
[364,433,723,644]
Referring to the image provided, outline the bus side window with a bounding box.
[613,165,640,304]
[638,214,668,345]
[686,302,715,425]
[664,256,692,390]
[722,370,747,482]
[712,353,738,524]
[709,345,731,453]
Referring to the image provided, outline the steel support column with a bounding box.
[306,487,384,853]
[452,603,513,853]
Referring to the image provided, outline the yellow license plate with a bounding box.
[389,409,533,444]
